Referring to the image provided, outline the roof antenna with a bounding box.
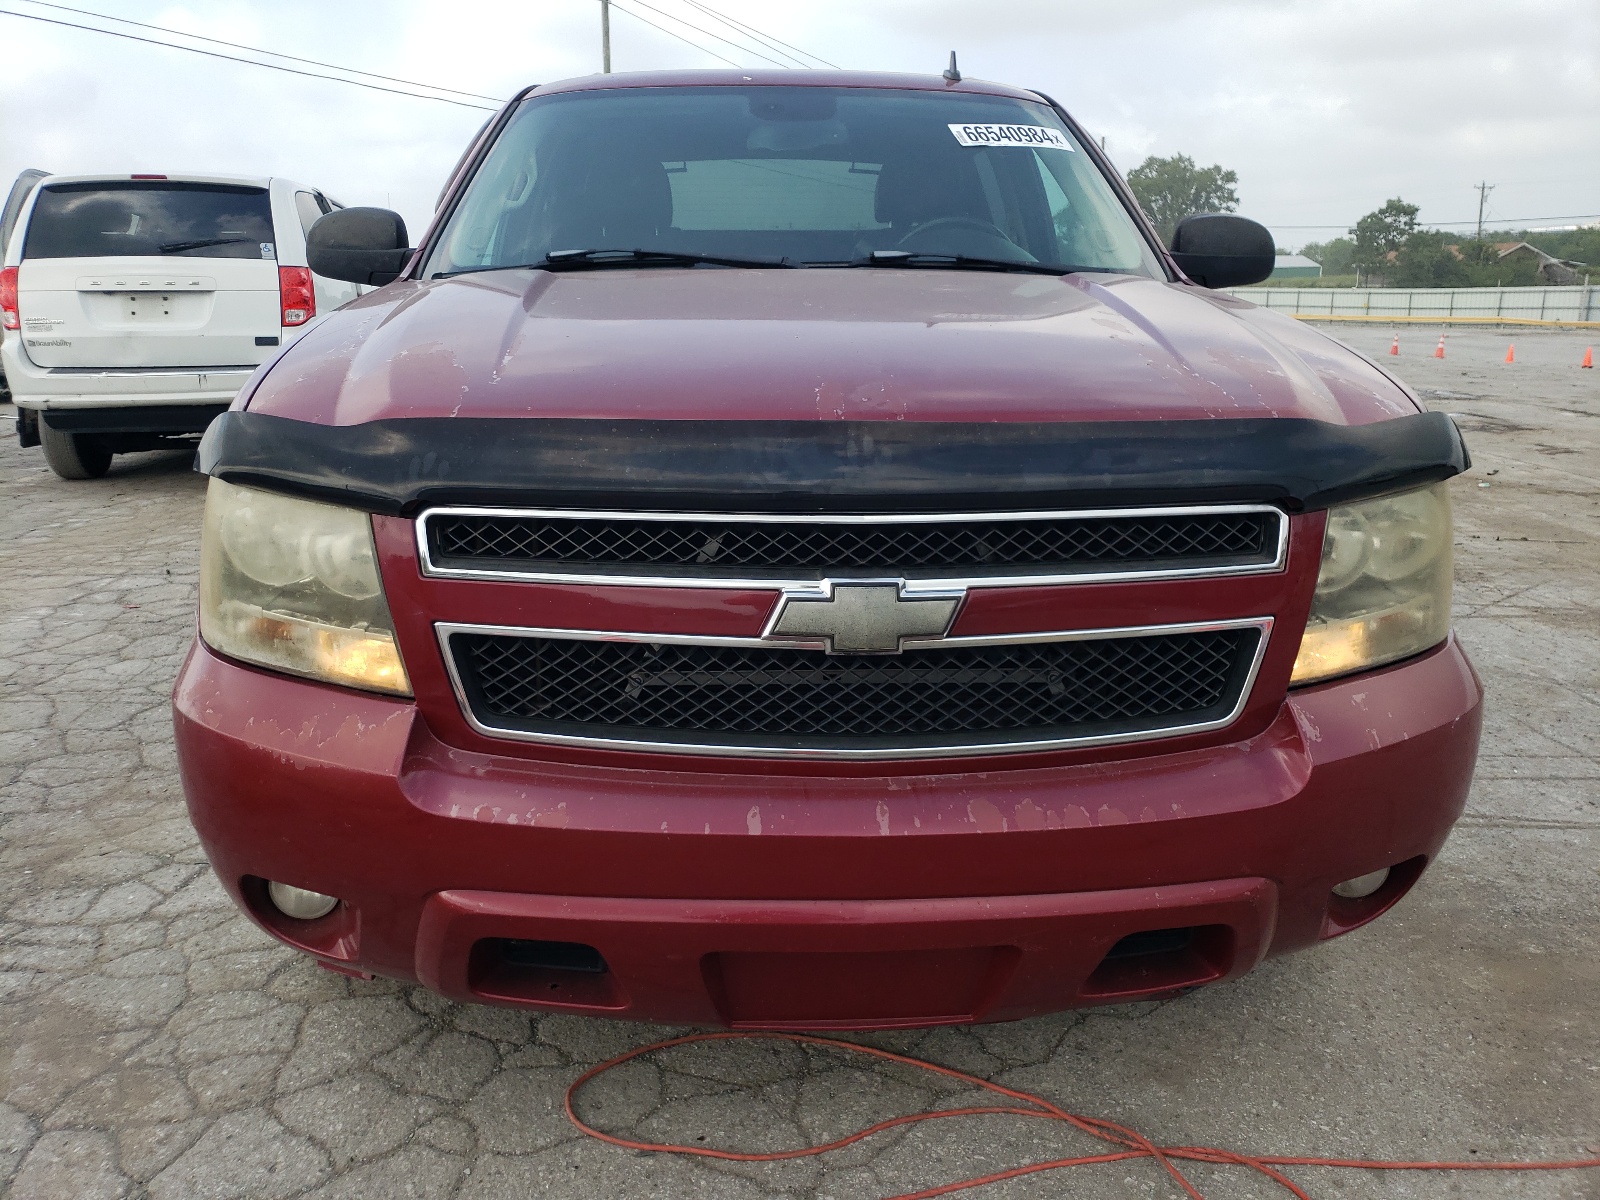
[942,51,961,83]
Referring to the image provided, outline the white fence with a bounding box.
[1225,285,1598,325]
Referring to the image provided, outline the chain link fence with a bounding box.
[1225,284,1598,326]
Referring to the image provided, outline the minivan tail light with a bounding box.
[0,266,18,331]
[278,266,314,327]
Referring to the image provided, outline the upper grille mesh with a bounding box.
[426,510,1278,578]
[449,628,1258,750]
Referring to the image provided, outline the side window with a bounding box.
[294,191,323,239]
[1036,158,1073,244]
[1030,149,1148,270]
[435,112,547,270]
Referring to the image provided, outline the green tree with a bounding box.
[1392,231,1469,287]
[1126,154,1240,243]
[1301,236,1356,276]
[1350,199,1420,275]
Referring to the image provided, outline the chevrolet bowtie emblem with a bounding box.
[767,582,964,654]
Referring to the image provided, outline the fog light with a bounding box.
[1332,868,1390,900]
[266,881,339,920]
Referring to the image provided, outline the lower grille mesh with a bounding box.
[449,628,1259,751]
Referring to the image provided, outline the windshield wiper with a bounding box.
[158,237,258,254]
[813,250,1112,276]
[436,248,796,277]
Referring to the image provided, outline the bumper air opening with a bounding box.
[469,938,624,1009]
[501,938,608,973]
[1081,924,1234,999]
[1322,855,1429,939]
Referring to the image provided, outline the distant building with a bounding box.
[1493,241,1587,285]
[1269,254,1323,281]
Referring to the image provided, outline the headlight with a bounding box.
[1290,482,1452,686]
[200,479,411,695]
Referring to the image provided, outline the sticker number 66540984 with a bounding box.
[947,123,1074,150]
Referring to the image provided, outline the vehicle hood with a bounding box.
[244,269,1419,427]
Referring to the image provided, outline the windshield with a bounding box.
[427,86,1162,277]
[24,181,275,260]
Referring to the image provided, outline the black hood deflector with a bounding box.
[198,411,1469,516]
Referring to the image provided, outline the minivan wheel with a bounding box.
[40,424,114,479]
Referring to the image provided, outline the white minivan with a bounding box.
[0,173,361,479]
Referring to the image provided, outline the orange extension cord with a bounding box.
[565,1030,1600,1200]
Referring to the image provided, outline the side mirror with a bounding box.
[306,208,412,286]
[1169,213,1275,289]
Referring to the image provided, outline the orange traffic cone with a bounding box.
[1434,336,1445,359]
[1505,344,1515,363]
[1584,346,1594,368]
[1389,336,1400,356]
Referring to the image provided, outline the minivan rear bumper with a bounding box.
[173,633,1483,1028]
[2,337,256,408]
[8,378,250,408]
[40,403,231,436]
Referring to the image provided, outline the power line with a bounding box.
[1261,181,1600,217]
[0,7,501,110]
[665,0,810,68]
[606,0,842,75]
[1274,214,1600,230]
[681,0,839,69]
[679,0,810,68]
[14,0,505,102]
[1436,213,1600,227]
[613,0,791,68]
[605,0,741,68]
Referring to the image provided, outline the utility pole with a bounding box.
[601,0,611,73]
[1474,181,1494,244]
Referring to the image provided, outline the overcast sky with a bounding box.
[2,0,1596,250]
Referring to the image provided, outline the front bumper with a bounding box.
[173,632,1482,1028]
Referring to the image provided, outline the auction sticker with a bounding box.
[948,123,1074,150]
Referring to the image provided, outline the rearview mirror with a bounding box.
[1169,214,1274,289]
[306,208,412,286]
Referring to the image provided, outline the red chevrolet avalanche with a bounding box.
[172,71,1481,1029]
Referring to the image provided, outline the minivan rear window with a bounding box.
[24,181,275,260]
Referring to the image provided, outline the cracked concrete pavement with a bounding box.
[1,324,1597,1199]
